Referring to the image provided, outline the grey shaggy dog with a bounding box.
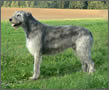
[9,11,95,80]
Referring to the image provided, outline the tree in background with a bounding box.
[19,1,26,8]
[10,1,16,7]
[64,0,69,8]
[14,1,19,7]
[30,1,35,8]
[69,1,84,9]
[25,1,30,7]
[10,1,20,7]
[103,1,108,9]
[2,1,10,7]
[83,1,88,9]
[36,1,49,8]
[58,0,65,8]
[88,1,108,9]
[1,0,108,9]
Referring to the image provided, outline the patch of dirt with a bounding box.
[1,8,108,20]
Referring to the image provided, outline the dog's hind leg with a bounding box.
[29,53,42,80]
[75,36,95,73]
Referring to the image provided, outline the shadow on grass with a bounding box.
[2,55,81,81]
[40,61,81,79]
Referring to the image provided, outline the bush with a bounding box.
[69,1,84,9]
[88,1,108,9]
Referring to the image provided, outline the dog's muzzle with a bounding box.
[9,18,22,28]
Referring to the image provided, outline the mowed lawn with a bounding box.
[1,19,108,89]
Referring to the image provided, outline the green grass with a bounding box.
[1,19,108,89]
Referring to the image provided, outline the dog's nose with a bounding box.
[9,18,12,22]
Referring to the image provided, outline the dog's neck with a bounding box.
[22,16,42,38]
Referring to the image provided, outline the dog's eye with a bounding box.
[17,14,20,17]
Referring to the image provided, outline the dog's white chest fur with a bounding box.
[26,35,41,56]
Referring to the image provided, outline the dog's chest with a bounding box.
[26,36,41,56]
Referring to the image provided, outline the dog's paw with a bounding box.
[29,76,37,80]
[88,68,96,74]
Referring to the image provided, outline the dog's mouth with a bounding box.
[11,22,22,28]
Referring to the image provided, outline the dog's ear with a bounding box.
[26,12,32,17]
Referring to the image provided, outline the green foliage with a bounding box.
[1,1,108,9]
[25,1,30,7]
[88,1,108,9]
[104,1,108,9]
[19,1,26,8]
[30,1,35,8]
[11,1,16,7]
[35,1,49,8]
[14,1,19,7]
[69,1,84,9]
[2,1,10,7]
[58,0,65,8]
[1,19,108,89]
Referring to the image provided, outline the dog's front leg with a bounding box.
[29,53,41,80]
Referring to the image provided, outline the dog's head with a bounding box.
[9,11,32,29]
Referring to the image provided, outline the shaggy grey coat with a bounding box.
[9,11,95,80]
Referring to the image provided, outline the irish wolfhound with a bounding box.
[9,11,95,80]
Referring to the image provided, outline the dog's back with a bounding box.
[41,25,92,55]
